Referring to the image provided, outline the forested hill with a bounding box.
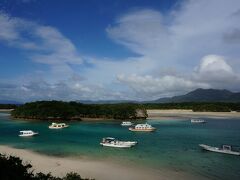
[0,104,17,109]
[11,101,147,120]
[153,89,240,103]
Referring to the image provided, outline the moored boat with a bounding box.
[129,123,156,132]
[49,122,69,129]
[199,144,240,156]
[100,137,137,148]
[19,130,38,137]
[191,119,206,123]
[121,121,133,126]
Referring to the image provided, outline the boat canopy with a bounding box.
[51,122,67,126]
[104,137,115,140]
[19,130,34,133]
[135,123,152,128]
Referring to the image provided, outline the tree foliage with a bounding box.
[0,154,33,180]
[11,101,147,120]
[0,104,17,109]
[10,101,239,120]
[0,153,93,180]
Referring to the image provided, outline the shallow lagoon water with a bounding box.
[0,112,240,180]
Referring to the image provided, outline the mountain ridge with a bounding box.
[153,88,240,103]
[1,89,240,104]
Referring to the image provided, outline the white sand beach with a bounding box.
[0,109,14,112]
[0,145,208,180]
[147,109,240,119]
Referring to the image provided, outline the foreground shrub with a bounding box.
[0,153,93,180]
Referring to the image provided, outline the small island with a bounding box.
[11,101,148,120]
[8,101,240,121]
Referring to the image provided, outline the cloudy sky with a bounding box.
[0,0,240,102]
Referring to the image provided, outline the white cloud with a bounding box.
[196,55,233,75]
[193,55,240,89]
[0,12,127,101]
[1,0,240,101]
[99,0,240,99]
[117,73,209,99]
[116,54,240,99]
[0,77,127,102]
[0,12,82,79]
[106,9,171,57]
[32,26,82,65]
[106,0,240,70]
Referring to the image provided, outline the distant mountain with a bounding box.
[2,89,240,105]
[153,89,240,103]
[0,100,22,104]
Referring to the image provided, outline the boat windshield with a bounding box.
[223,145,232,151]
[20,131,33,134]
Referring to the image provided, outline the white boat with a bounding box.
[19,130,38,137]
[199,144,240,156]
[121,121,133,126]
[102,137,137,146]
[100,137,137,148]
[129,123,156,132]
[49,122,69,129]
[191,119,206,123]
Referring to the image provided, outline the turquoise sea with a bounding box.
[0,112,240,180]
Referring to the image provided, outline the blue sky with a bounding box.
[0,0,240,102]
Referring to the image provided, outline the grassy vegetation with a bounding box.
[0,153,92,180]
[11,101,147,120]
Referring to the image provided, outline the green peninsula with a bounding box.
[11,101,147,120]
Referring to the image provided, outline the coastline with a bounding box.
[0,109,14,112]
[3,109,240,122]
[147,109,240,119]
[0,145,208,180]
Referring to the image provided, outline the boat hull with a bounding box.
[199,144,240,156]
[124,141,137,145]
[100,143,132,148]
[191,119,206,123]
[49,126,69,129]
[121,124,133,126]
[129,127,156,132]
[19,133,38,137]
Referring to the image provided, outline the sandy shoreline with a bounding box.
[0,109,13,112]
[147,109,240,119]
[0,145,208,180]
[3,109,240,121]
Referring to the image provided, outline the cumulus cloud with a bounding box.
[117,73,209,99]
[193,55,240,89]
[195,55,234,78]
[116,54,240,99]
